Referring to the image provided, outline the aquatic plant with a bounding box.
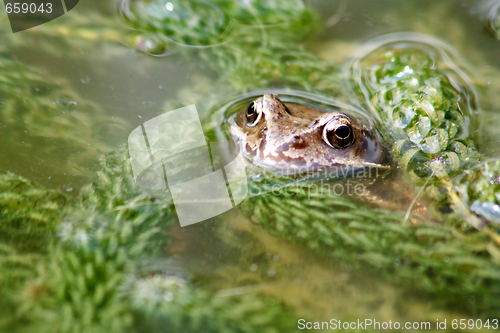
[0,170,68,251]
[3,0,500,331]
[120,0,316,47]
[452,159,500,226]
[129,273,299,333]
[351,37,481,181]
[120,0,342,99]
[0,171,69,330]
[241,178,500,316]
[0,53,128,178]
[0,146,301,333]
[349,36,500,240]
[0,7,125,57]
[487,1,500,39]
[123,0,500,317]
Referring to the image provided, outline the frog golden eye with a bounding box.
[323,116,354,148]
[246,102,261,127]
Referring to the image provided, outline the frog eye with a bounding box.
[323,116,354,148]
[246,102,261,127]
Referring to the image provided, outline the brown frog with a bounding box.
[229,93,388,176]
[229,93,429,219]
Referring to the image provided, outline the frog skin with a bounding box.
[229,93,388,176]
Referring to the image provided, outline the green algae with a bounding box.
[0,171,69,330]
[0,170,68,252]
[487,2,500,40]
[451,158,500,229]
[348,35,500,242]
[0,149,300,333]
[0,2,311,328]
[120,0,317,47]
[0,52,128,179]
[121,0,342,99]
[2,0,500,331]
[350,37,482,181]
[129,274,299,333]
[0,9,126,57]
[122,0,500,319]
[241,180,500,316]
[460,159,500,206]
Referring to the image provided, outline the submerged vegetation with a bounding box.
[487,1,500,40]
[351,39,481,181]
[2,151,300,332]
[2,0,500,331]
[120,0,342,98]
[0,53,127,177]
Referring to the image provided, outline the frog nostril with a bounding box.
[291,135,307,149]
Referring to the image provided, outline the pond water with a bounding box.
[2,0,500,332]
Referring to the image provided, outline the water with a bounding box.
[2,0,500,332]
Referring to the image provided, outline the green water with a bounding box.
[2,0,500,332]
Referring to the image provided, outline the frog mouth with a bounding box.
[240,146,390,178]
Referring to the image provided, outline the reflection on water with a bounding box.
[2,0,500,332]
